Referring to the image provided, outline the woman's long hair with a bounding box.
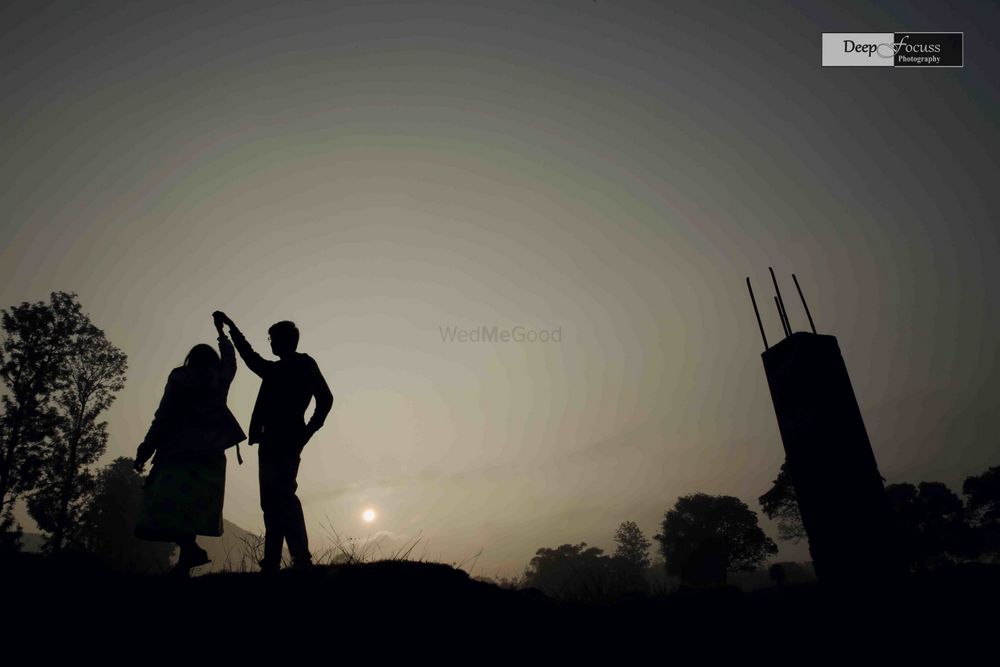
[176,344,220,377]
[163,344,221,418]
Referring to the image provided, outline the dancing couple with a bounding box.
[134,312,333,575]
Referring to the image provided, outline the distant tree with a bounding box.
[1,292,85,527]
[964,466,1000,522]
[655,493,778,585]
[963,466,1000,561]
[27,320,127,553]
[610,520,652,593]
[758,461,807,543]
[77,457,174,573]
[524,542,615,602]
[886,481,978,571]
[613,520,652,569]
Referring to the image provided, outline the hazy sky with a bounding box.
[2,0,998,575]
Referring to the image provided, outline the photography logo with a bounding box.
[822,33,963,67]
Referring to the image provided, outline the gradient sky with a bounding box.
[2,0,998,576]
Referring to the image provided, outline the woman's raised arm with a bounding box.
[217,333,237,386]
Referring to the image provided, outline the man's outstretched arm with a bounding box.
[214,311,273,378]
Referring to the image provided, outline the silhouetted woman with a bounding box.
[134,313,246,575]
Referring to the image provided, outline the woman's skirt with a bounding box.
[135,450,226,541]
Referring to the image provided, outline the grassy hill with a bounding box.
[4,551,998,655]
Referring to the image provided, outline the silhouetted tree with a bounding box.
[655,493,778,585]
[610,520,652,593]
[963,466,1000,561]
[613,520,652,569]
[964,466,1000,521]
[886,481,978,571]
[759,461,807,543]
[1,292,84,528]
[524,542,615,602]
[27,320,127,553]
[77,457,174,573]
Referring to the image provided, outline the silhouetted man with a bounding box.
[214,312,333,572]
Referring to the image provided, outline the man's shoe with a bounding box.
[258,559,280,574]
[291,557,313,571]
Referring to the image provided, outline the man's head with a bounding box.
[268,321,299,357]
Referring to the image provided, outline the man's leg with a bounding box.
[279,449,311,566]
[259,447,286,572]
[260,442,311,567]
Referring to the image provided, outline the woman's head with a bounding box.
[183,343,220,370]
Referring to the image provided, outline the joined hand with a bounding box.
[212,311,231,330]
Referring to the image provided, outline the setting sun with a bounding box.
[362,508,377,523]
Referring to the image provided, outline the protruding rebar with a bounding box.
[792,273,817,334]
[746,277,769,351]
[774,296,790,338]
[778,294,792,337]
[770,267,792,335]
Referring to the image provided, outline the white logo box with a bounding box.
[822,33,895,67]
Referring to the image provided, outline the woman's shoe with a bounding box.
[168,562,193,577]
[184,546,211,569]
[169,546,211,575]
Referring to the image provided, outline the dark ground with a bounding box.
[4,554,999,658]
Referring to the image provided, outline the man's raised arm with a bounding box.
[214,311,274,379]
